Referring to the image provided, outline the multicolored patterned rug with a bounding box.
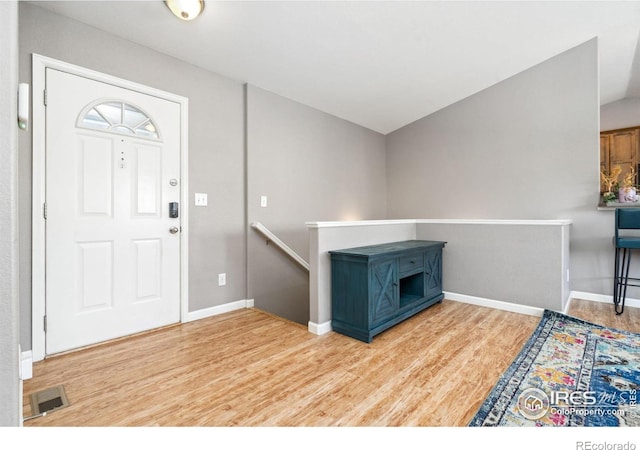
[469,309,640,426]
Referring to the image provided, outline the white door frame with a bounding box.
[31,54,189,362]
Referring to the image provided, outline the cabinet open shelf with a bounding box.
[399,272,424,308]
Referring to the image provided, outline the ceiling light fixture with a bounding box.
[164,0,204,21]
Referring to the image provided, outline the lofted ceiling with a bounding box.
[29,0,640,135]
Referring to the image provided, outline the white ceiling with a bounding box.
[30,0,640,134]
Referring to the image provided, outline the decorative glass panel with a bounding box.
[95,102,123,126]
[78,100,160,141]
[83,108,110,130]
[123,104,147,128]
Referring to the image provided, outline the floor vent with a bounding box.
[30,385,69,415]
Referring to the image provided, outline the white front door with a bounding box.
[45,68,182,355]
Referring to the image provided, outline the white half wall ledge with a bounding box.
[306,218,573,228]
[415,218,573,226]
[305,219,417,228]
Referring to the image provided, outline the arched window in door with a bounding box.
[77,100,161,141]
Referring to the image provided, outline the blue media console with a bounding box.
[329,240,446,343]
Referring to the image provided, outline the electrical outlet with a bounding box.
[260,195,268,208]
[218,273,226,286]
[195,193,208,206]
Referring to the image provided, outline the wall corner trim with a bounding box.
[308,320,332,335]
[563,296,573,315]
[20,351,33,381]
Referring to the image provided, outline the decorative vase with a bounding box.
[619,187,638,203]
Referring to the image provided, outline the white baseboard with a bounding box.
[444,291,545,317]
[184,299,255,323]
[570,291,640,309]
[308,320,332,335]
[20,350,32,381]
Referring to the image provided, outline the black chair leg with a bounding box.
[614,246,620,309]
[614,247,628,315]
[618,248,627,315]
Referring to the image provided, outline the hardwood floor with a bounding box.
[22,298,638,427]
[567,297,640,333]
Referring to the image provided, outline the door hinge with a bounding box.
[43,202,47,220]
[43,315,47,333]
[43,89,47,106]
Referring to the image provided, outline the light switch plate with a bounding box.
[260,195,268,207]
[195,193,208,206]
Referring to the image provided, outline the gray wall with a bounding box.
[19,3,247,347]
[0,0,22,426]
[601,97,640,131]
[386,39,610,298]
[416,222,570,311]
[247,85,387,324]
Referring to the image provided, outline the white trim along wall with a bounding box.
[569,291,640,310]
[183,299,255,323]
[30,54,189,362]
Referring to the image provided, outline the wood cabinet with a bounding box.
[329,240,446,343]
[600,127,640,193]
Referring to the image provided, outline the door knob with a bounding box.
[169,226,179,234]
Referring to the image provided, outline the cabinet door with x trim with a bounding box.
[370,259,399,325]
